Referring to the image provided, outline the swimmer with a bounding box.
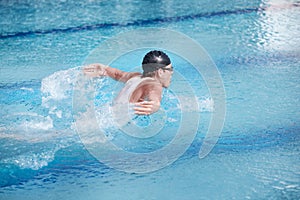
[83,50,173,115]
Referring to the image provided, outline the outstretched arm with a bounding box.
[83,63,141,82]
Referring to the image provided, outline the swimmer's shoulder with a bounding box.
[139,77,162,91]
[127,75,161,88]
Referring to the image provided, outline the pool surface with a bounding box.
[0,0,299,199]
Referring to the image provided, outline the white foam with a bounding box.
[20,87,34,92]
[1,112,54,133]
[22,115,53,131]
[2,145,62,170]
[41,67,81,106]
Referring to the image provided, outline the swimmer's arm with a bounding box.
[83,63,141,82]
[134,101,160,115]
[134,86,162,115]
[105,67,141,82]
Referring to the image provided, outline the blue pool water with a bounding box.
[1,0,300,199]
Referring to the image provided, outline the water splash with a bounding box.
[1,66,215,171]
[2,147,58,170]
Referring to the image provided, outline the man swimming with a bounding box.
[83,50,173,115]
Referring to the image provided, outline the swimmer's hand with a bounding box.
[134,101,159,115]
[83,63,107,77]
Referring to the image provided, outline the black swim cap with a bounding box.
[142,50,171,73]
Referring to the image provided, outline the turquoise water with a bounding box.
[1,0,300,199]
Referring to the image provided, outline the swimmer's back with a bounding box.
[114,76,162,103]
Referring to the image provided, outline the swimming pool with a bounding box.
[1,0,299,199]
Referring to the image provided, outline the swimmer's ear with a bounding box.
[157,68,164,77]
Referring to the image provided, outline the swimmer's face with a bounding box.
[158,64,173,88]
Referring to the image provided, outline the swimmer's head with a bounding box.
[142,50,171,77]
